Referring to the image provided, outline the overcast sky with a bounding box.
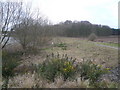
[5,0,119,28]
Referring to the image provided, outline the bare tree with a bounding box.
[0,1,23,49]
[13,16,52,50]
[12,6,52,50]
[0,1,52,50]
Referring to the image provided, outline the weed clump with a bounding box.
[54,42,67,50]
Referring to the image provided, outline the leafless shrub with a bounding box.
[88,33,97,41]
[0,1,23,49]
[11,4,52,51]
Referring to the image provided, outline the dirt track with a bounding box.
[95,44,120,50]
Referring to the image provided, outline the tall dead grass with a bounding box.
[8,72,90,88]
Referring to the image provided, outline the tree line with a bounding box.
[51,20,118,37]
[1,1,119,50]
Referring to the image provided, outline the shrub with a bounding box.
[79,60,110,84]
[37,53,78,81]
[88,33,97,41]
[54,42,67,50]
[61,47,67,50]
[36,53,111,86]
[2,50,22,78]
[58,43,66,47]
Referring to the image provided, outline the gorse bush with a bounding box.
[79,60,110,84]
[88,33,97,41]
[36,53,111,87]
[37,53,78,81]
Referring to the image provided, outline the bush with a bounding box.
[56,42,67,50]
[2,50,22,78]
[54,42,67,50]
[36,53,111,86]
[79,60,110,84]
[57,43,67,47]
[37,53,78,81]
[88,33,97,41]
[61,47,67,50]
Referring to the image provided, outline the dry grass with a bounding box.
[8,72,37,88]
[46,37,118,68]
[8,73,90,88]
[8,72,118,88]
[95,35,118,43]
[4,36,118,88]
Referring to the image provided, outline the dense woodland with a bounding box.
[4,20,120,38]
[49,20,120,37]
[9,20,120,39]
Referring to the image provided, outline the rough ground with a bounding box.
[95,35,118,43]
[45,37,119,83]
[3,36,119,87]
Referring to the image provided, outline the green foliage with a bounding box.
[61,47,67,50]
[37,53,78,81]
[37,53,110,84]
[80,60,110,84]
[88,33,97,41]
[2,51,22,78]
[54,42,67,50]
[56,42,67,47]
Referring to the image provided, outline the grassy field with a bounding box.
[45,37,118,68]
[3,37,119,88]
[96,42,120,48]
